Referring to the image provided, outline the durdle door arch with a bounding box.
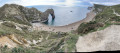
[41,9,55,22]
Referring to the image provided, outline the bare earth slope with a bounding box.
[76,25,120,52]
[0,34,29,48]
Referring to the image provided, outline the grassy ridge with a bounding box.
[77,4,120,34]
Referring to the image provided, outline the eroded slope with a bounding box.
[76,25,120,52]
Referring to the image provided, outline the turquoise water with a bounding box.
[27,5,90,26]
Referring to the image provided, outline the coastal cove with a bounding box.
[27,5,90,26]
[32,11,96,32]
[1,0,120,52]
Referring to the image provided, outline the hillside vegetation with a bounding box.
[0,4,55,25]
[1,4,120,53]
[0,21,79,53]
[78,4,120,34]
[0,4,79,53]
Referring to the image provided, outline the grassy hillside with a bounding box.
[78,4,120,34]
[1,4,120,53]
[0,21,79,53]
[0,4,79,53]
[0,4,44,26]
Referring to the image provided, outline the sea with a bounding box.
[27,5,90,26]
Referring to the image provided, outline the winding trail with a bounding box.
[33,11,96,32]
[113,9,120,16]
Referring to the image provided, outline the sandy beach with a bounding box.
[32,11,96,32]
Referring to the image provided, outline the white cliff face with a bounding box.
[76,25,120,52]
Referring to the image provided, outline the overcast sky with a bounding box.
[0,0,120,7]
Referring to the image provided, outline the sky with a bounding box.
[0,0,120,7]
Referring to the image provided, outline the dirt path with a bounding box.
[32,11,96,32]
[76,25,120,52]
[113,9,120,16]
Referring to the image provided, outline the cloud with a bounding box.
[85,0,120,6]
[90,2,120,6]
[6,0,59,6]
[63,0,120,7]
[64,0,75,6]
[1,0,120,7]
[74,1,93,7]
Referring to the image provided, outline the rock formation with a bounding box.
[40,9,55,22]
[0,4,55,25]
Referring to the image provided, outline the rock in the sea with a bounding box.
[0,4,55,25]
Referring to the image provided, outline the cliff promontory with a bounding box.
[0,4,55,25]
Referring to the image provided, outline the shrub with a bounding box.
[11,47,36,53]
[2,22,16,28]
[77,21,104,34]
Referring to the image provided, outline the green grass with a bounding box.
[77,4,120,34]
[1,4,120,53]
[97,23,111,31]
[77,21,104,34]
[66,33,79,52]
[0,22,72,52]
[0,46,38,53]
[2,22,16,28]
[56,33,79,52]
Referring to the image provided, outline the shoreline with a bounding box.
[32,10,96,32]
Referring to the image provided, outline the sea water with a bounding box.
[27,5,90,26]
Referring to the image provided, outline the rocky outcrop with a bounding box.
[0,4,55,25]
[40,9,55,22]
[0,34,29,48]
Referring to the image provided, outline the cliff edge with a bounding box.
[0,4,55,25]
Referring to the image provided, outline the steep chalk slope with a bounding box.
[76,25,120,52]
